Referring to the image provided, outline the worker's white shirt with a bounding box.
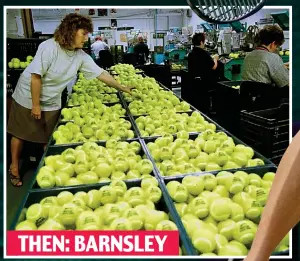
[91,40,109,59]
[12,38,103,111]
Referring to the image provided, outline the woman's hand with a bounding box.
[31,105,41,120]
[119,85,133,94]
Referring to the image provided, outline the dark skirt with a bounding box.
[7,99,60,143]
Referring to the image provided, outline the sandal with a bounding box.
[9,169,23,187]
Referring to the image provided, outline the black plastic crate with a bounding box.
[141,132,274,179]
[7,38,46,62]
[240,104,289,158]
[12,179,195,255]
[31,138,160,190]
[161,166,289,257]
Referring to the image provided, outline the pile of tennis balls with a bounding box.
[36,141,154,188]
[16,179,179,232]
[148,130,265,176]
[166,171,289,256]
[135,111,216,137]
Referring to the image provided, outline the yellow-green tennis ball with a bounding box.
[99,185,117,205]
[200,191,221,206]
[244,185,257,198]
[116,201,131,215]
[145,185,162,203]
[16,220,37,230]
[234,171,250,186]
[156,220,178,230]
[54,171,70,186]
[65,177,83,186]
[210,198,232,221]
[144,210,169,230]
[263,172,275,182]
[255,188,268,206]
[218,219,236,240]
[213,185,229,198]
[192,228,216,254]
[233,220,257,245]
[282,233,290,246]
[38,218,65,230]
[102,204,121,225]
[71,197,87,212]
[182,218,205,237]
[93,207,105,227]
[218,243,248,256]
[216,171,233,186]
[215,234,229,252]
[85,189,101,209]
[245,200,262,220]
[182,176,204,196]
[261,180,272,189]
[174,203,188,217]
[110,217,133,230]
[275,244,289,252]
[202,174,217,191]
[76,211,101,230]
[170,183,189,203]
[57,191,74,206]
[230,203,245,222]
[124,187,145,207]
[40,196,59,215]
[188,197,209,218]
[59,203,79,227]
[17,208,27,223]
[228,240,249,255]
[26,203,48,226]
[141,176,159,189]
[48,205,62,221]
[73,191,87,203]
[225,176,245,194]
[187,194,195,203]
[122,208,144,230]
[248,173,262,187]
[37,172,55,188]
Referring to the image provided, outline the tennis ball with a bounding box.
[261,180,272,189]
[218,219,236,240]
[167,182,189,203]
[116,201,131,215]
[141,176,159,189]
[192,228,216,253]
[74,191,88,203]
[213,185,229,198]
[234,171,250,186]
[182,176,204,196]
[110,218,133,230]
[54,171,70,186]
[182,217,205,237]
[229,240,249,255]
[230,203,245,222]
[248,173,262,187]
[38,218,65,230]
[263,172,275,181]
[275,244,289,252]
[40,196,59,215]
[48,205,62,221]
[244,185,257,198]
[144,185,162,203]
[57,191,74,206]
[218,240,248,256]
[216,171,234,185]
[26,203,48,226]
[135,204,150,219]
[59,203,79,227]
[37,172,55,189]
[85,190,101,209]
[225,175,245,194]
[174,203,188,217]
[102,204,121,225]
[99,185,117,205]
[282,232,290,246]
[16,220,37,230]
[187,194,195,203]
[156,220,177,230]
[233,220,257,245]
[202,174,217,191]
[122,208,144,230]
[215,234,229,252]
[65,177,83,186]
[17,208,27,223]
[255,188,268,206]
[203,216,218,232]
[76,211,101,230]
[200,191,221,206]
[144,210,169,230]
[188,197,209,218]
[71,197,87,213]
[124,187,145,207]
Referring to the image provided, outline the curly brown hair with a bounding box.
[54,13,93,49]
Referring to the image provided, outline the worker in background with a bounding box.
[133,36,149,65]
[188,33,219,81]
[242,25,289,88]
[91,35,109,59]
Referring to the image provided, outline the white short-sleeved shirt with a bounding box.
[12,38,104,111]
[91,40,109,59]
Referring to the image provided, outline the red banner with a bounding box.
[7,231,179,256]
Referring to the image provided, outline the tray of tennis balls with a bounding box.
[51,106,137,146]
[14,179,194,255]
[161,167,289,256]
[133,111,218,138]
[32,140,158,190]
[143,130,273,178]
